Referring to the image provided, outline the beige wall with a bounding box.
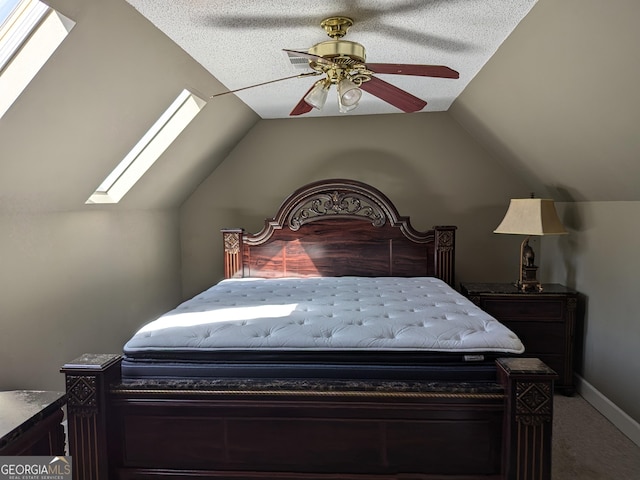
[0,210,182,391]
[447,0,640,427]
[0,0,250,392]
[544,201,640,423]
[180,112,533,298]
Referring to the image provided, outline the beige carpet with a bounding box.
[553,394,640,479]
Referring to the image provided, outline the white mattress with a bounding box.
[124,277,524,355]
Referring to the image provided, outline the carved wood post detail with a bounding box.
[434,226,456,287]
[497,357,557,480]
[61,354,122,480]
[222,228,244,278]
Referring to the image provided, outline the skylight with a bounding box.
[0,0,21,28]
[0,0,75,118]
[86,89,207,204]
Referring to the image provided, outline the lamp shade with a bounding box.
[494,198,568,236]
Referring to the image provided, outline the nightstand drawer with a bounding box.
[502,321,564,354]
[481,298,566,321]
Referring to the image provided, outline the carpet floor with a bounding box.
[553,394,640,479]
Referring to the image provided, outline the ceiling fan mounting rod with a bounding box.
[320,16,353,39]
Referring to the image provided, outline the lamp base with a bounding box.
[517,265,543,292]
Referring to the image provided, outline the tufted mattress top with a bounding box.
[124,277,524,356]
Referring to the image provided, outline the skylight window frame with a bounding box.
[0,0,75,118]
[0,0,48,72]
[86,89,207,205]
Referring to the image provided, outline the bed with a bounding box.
[62,179,557,480]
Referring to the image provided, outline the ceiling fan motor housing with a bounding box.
[308,40,366,64]
[309,40,366,63]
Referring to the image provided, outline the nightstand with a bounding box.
[460,283,579,395]
[0,390,66,456]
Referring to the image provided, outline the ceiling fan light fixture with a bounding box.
[304,79,330,110]
[338,98,358,113]
[338,77,362,107]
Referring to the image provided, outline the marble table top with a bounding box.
[0,390,66,448]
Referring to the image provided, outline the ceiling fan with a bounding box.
[211,16,459,116]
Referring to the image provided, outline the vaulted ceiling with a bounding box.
[125,0,537,118]
[1,0,638,212]
[450,0,640,202]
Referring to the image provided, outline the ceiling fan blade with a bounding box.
[290,85,315,116]
[209,72,320,99]
[283,49,335,66]
[360,76,427,113]
[365,63,459,79]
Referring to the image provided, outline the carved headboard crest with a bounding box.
[289,190,386,231]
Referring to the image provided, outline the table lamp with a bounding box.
[494,197,567,292]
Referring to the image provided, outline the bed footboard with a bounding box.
[62,356,555,480]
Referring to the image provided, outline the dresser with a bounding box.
[0,390,66,456]
[460,283,579,395]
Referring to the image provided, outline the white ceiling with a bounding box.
[126,0,537,119]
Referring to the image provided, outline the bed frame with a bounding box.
[62,179,556,480]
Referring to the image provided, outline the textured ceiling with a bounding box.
[127,0,537,119]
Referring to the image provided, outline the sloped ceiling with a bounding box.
[126,0,538,118]
[2,0,638,211]
[0,0,259,213]
[450,0,640,202]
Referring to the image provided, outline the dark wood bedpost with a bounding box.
[434,225,456,287]
[61,354,122,480]
[497,357,557,480]
[222,228,244,278]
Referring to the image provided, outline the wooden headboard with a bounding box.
[222,179,456,286]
